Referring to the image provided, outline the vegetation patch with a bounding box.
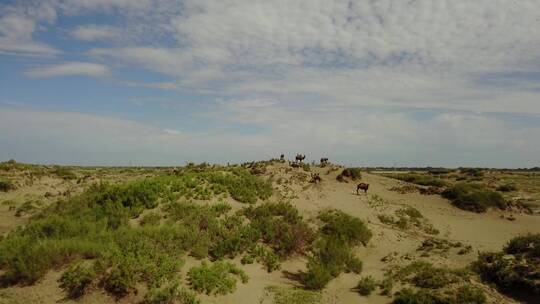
[336,168,362,182]
[496,184,518,192]
[302,210,371,290]
[187,261,249,295]
[393,286,486,304]
[144,280,200,304]
[381,261,476,298]
[442,183,507,212]
[381,173,446,187]
[356,275,377,296]
[261,286,322,304]
[473,234,540,296]
[0,179,15,192]
[377,207,439,235]
[59,262,97,298]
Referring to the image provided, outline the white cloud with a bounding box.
[0,14,59,56]
[25,62,111,78]
[71,25,121,41]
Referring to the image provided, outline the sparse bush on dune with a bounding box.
[356,276,377,296]
[336,168,362,182]
[140,211,162,226]
[393,286,486,304]
[144,281,200,304]
[473,234,540,296]
[51,166,77,180]
[383,173,446,187]
[302,209,371,290]
[442,183,507,212]
[496,183,518,192]
[187,261,249,295]
[460,168,484,178]
[317,209,372,246]
[263,286,322,304]
[243,202,315,258]
[0,179,15,192]
[59,262,97,298]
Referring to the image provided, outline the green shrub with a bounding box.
[14,200,43,217]
[264,286,322,304]
[393,286,486,304]
[52,166,77,180]
[336,168,362,182]
[460,168,484,177]
[442,183,507,212]
[356,276,377,296]
[317,209,372,246]
[378,277,394,295]
[383,173,446,187]
[473,234,540,295]
[455,286,487,303]
[140,212,162,226]
[0,179,15,192]
[303,237,362,290]
[144,281,200,304]
[187,261,248,295]
[245,245,281,272]
[243,202,314,257]
[496,184,518,192]
[378,214,395,225]
[59,262,96,298]
[302,259,333,290]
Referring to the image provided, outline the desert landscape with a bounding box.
[2,1,540,303]
[0,158,539,304]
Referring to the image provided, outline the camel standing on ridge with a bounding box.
[357,183,369,194]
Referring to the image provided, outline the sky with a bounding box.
[1,0,540,167]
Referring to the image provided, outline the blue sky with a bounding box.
[1,0,540,167]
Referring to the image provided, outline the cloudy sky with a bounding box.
[1,0,539,167]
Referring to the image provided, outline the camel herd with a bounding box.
[288,154,369,194]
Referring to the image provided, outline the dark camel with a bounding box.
[295,154,306,162]
[310,173,322,183]
[357,183,369,194]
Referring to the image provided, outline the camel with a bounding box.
[280,154,285,162]
[310,173,322,183]
[357,183,369,194]
[295,154,306,162]
[320,158,329,167]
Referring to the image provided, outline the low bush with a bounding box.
[383,173,446,187]
[460,168,484,177]
[317,209,372,246]
[442,183,507,212]
[243,245,281,272]
[187,261,249,295]
[140,211,161,226]
[59,262,96,298]
[264,286,322,304]
[52,166,77,180]
[356,276,377,296]
[0,179,15,192]
[390,261,469,289]
[496,184,518,192]
[243,202,314,257]
[336,168,362,182]
[393,286,486,304]
[473,234,540,295]
[144,281,200,304]
[302,210,371,290]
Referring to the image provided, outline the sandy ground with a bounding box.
[1,163,539,303]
